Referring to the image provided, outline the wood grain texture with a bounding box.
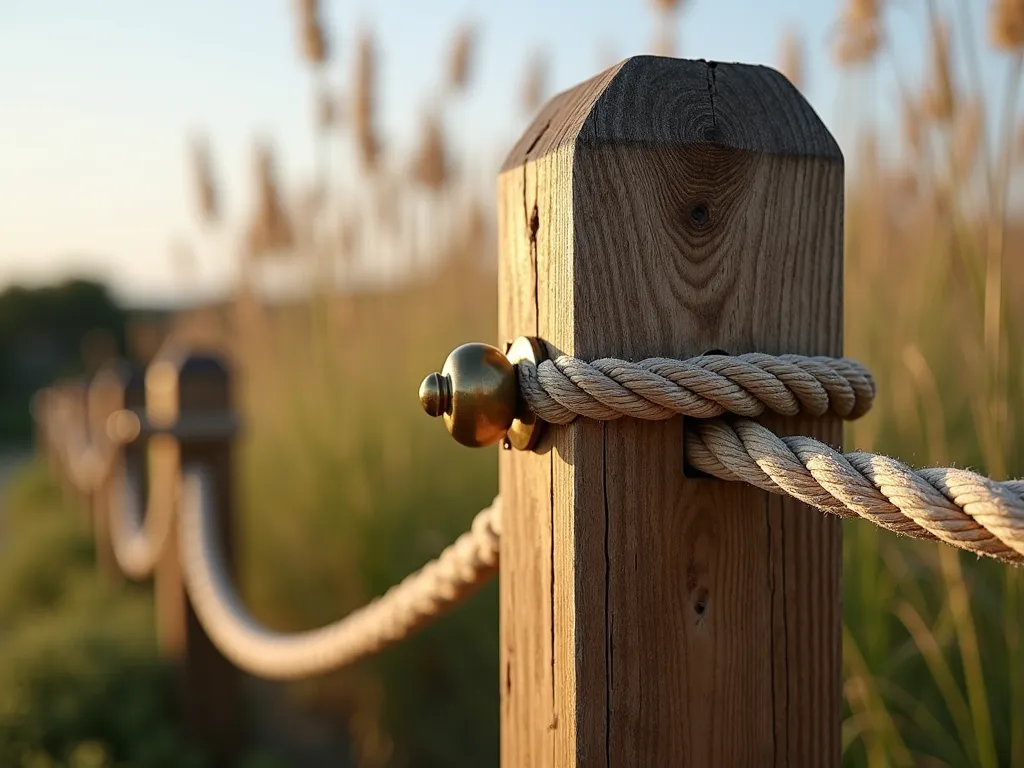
[498,138,559,767]
[499,56,843,767]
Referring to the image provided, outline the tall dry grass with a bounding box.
[836,1,1024,766]
[171,1,1024,765]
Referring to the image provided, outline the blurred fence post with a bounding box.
[86,362,130,578]
[498,57,844,765]
[54,379,90,506]
[123,362,149,564]
[30,388,56,467]
[147,348,242,764]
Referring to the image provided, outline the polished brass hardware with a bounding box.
[503,336,546,450]
[419,336,546,450]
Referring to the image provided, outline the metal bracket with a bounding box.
[504,336,547,452]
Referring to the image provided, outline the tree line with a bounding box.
[0,279,128,443]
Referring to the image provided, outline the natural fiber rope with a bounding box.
[38,396,502,678]
[108,464,178,580]
[178,466,500,680]
[517,352,1024,564]
[50,408,119,495]
[685,418,1024,564]
[34,345,1024,685]
[518,353,876,425]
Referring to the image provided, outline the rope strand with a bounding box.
[685,418,1024,564]
[178,466,500,680]
[518,353,875,425]
[109,464,178,580]
[34,342,1024,686]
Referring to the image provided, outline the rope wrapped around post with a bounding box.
[505,349,1023,565]
[35,342,1024,688]
[164,341,1011,680]
[517,353,876,423]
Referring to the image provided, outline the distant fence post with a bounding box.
[53,379,90,506]
[498,57,844,765]
[147,348,242,764]
[31,388,56,467]
[123,364,149,552]
[87,362,130,578]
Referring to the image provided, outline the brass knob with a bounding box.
[419,337,546,450]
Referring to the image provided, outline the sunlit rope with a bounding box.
[518,353,875,424]
[685,418,1024,564]
[36,343,1024,684]
[178,466,500,680]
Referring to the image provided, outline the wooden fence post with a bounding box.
[51,379,90,505]
[498,57,844,766]
[147,349,241,764]
[87,361,130,578]
[31,388,57,469]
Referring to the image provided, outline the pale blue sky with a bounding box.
[0,0,1016,304]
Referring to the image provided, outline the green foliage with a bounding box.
[1,460,67,531]
[0,280,124,341]
[0,461,210,767]
[0,512,95,623]
[0,591,207,768]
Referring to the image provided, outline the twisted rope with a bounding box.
[49,407,120,495]
[108,465,178,580]
[33,345,1024,686]
[518,353,875,425]
[178,466,500,680]
[685,418,1024,564]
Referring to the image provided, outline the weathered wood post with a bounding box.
[53,379,90,505]
[30,388,56,469]
[498,57,844,766]
[147,348,241,764]
[123,364,149,563]
[87,361,131,577]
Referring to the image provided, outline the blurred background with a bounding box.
[1,0,1023,765]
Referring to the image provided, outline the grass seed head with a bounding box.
[295,0,329,65]
[353,30,380,171]
[412,113,448,191]
[843,0,881,25]
[188,133,219,224]
[248,140,294,254]
[520,51,547,116]
[990,0,1024,50]
[447,24,476,93]
[922,20,956,122]
[778,28,805,91]
[833,20,880,66]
